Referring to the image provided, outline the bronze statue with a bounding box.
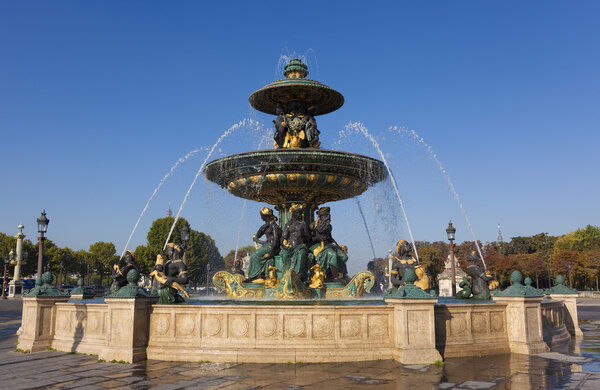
[466,250,494,300]
[246,207,281,282]
[390,240,417,288]
[153,243,189,304]
[273,106,287,148]
[109,250,138,294]
[310,207,348,283]
[279,203,311,280]
[305,106,320,148]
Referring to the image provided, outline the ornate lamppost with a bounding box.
[446,221,457,297]
[180,224,190,265]
[36,210,49,278]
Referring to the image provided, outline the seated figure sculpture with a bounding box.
[273,102,320,149]
[310,207,348,283]
[465,250,494,300]
[109,250,138,294]
[151,243,190,304]
[246,207,281,283]
[279,203,311,281]
[390,240,417,288]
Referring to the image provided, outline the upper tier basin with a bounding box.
[203,149,387,205]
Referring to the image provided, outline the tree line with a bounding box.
[0,217,224,287]
[367,224,600,291]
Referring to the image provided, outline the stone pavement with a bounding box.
[1,298,599,389]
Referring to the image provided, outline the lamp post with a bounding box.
[446,221,457,297]
[36,210,49,279]
[180,224,190,265]
[2,253,11,299]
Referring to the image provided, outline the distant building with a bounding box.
[167,203,173,217]
[437,254,466,297]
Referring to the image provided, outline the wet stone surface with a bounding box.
[1,298,600,389]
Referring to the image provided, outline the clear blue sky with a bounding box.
[1,1,599,273]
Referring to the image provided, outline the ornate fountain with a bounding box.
[204,59,386,299]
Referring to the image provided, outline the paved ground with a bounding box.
[0,298,599,389]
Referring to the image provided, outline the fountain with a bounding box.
[17,58,581,366]
[203,58,385,299]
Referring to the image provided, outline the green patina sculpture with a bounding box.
[70,278,94,298]
[246,207,281,283]
[495,270,544,297]
[455,276,472,299]
[108,250,138,295]
[545,275,578,295]
[105,269,151,298]
[309,206,349,283]
[385,269,437,299]
[23,272,68,297]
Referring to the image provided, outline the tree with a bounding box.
[88,241,118,286]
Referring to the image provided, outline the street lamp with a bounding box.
[446,220,457,296]
[36,210,49,278]
[180,224,190,264]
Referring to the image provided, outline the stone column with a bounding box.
[493,271,549,355]
[8,224,25,297]
[99,298,155,363]
[18,296,69,352]
[493,296,549,354]
[386,298,442,364]
[549,293,583,338]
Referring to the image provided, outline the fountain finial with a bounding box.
[284,58,308,79]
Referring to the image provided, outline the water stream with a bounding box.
[354,198,377,259]
[389,125,487,269]
[163,119,265,250]
[342,122,420,263]
[233,199,247,264]
[119,147,207,259]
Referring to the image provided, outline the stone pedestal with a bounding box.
[493,296,549,354]
[386,298,442,364]
[99,298,156,363]
[18,296,69,352]
[8,280,24,297]
[549,294,583,338]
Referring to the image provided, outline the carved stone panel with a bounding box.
[203,314,224,338]
[407,310,430,347]
[228,315,252,338]
[151,313,171,337]
[312,315,334,339]
[471,312,488,334]
[284,315,307,339]
[175,313,198,338]
[367,314,389,339]
[490,311,505,333]
[450,313,468,336]
[340,315,362,339]
[257,315,279,339]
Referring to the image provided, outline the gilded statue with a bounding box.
[109,250,138,294]
[309,207,348,283]
[152,243,190,304]
[264,265,279,288]
[273,102,320,149]
[279,203,310,281]
[390,240,430,290]
[309,263,325,289]
[245,207,281,283]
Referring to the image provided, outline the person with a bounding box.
[245,207,281,282]
[305,106,320,148]
[310,207,348,283]
[279,204,311,280]
[466,250,494,300]
[109,250,138,294]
